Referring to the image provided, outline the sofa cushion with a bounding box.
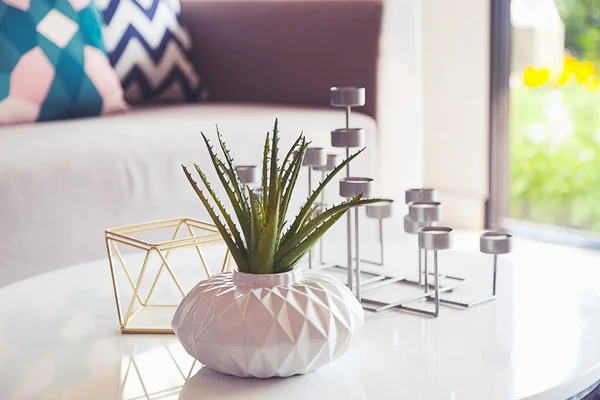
[97,0,206,104]
[0,104,378,286]
[0,0,127,125]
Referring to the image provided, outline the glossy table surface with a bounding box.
[1,230,600,400]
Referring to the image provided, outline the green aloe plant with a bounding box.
[183,119,382,274]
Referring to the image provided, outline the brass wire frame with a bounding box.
[106,217,232,334]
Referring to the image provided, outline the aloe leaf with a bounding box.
[182,166,249,272]
[279,136,306,186]
[212,157,253,243]
[247,188,261,259]
[276,196,382,261]
[267,119,280,214]
[250,189,266,230]
[200,133,251,245]
[192,163,246,253]
[302,203,321,227]
[215,126,250,208]
[284,147,366,241]
[261,132,270,211]
[214,128,251,217]
[279,139,308,232]
[275,208,347,272]
[278,133,304,183]
[250,189,280,274]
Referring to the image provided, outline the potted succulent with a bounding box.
[172,120,380,378]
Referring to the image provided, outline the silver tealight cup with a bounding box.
[405,188,437,204]
[480,232,513,296]
[408,201,442,224]
[330,86,366,108]
[417,226,454,317]
[331,128,365,148]
[235,165,258,185]
[339,177,373,199]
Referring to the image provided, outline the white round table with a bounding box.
[1,240,600,400]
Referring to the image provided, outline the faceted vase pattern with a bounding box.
[172,269,364,378]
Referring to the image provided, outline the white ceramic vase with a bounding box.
[172,268,364,378]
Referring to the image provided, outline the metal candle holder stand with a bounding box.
[360,192,513,317]
[230,86,514,319]
[329,87,368,299]
[318,86,405,300]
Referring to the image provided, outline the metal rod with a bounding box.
[493,254,498,296]
[424,251,428,291]
[345,147,352,288]
[346,105,351,128]
[320,170,325,206]
[418,248,422,285]
[308,166,312,269]
[433,250,440,317]
[361,277,460,313]
[355,207,361,301]
[345,148,350,177]
[439,297,495,308]
[346,207,353,290]
[378,219,384,265]
[319,170,326,265]
[319,235,325,265]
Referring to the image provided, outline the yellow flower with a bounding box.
[563,56,579,74]
[557,71,570,85]
[575,61,595,83]
[588,76,600,91]
[523,66,551,88]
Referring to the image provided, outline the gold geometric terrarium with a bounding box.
[105,217,231,334]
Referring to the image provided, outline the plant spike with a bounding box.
[268,119,280,215]
[261,132,270,211]
[182,166,249,272]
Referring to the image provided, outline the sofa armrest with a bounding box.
[181,0,383,119]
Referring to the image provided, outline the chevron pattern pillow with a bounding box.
[96,0,206,104]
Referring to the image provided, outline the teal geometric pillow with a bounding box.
[0,0,127,125]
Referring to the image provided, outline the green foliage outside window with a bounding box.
[510,0,600,231]
[555,0,600,62]
[511,82,600,230]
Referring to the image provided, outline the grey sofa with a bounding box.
[0,0,383,286]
